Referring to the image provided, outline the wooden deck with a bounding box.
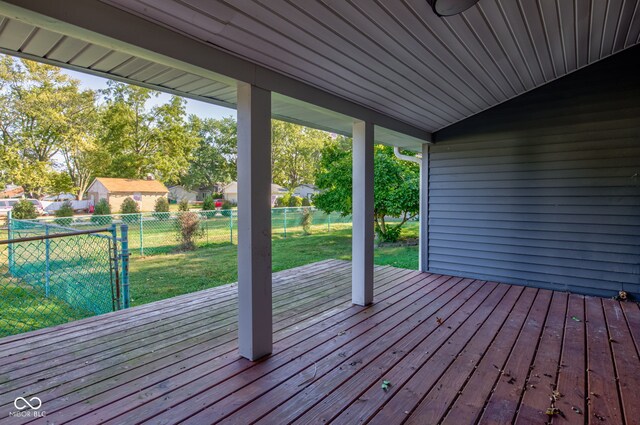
[0,259,638,424]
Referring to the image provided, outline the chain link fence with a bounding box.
[22,207,353,256]
[0,218,129,337]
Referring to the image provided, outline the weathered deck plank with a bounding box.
[0,260,636,425]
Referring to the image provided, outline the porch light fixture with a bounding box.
[427,0,480,16]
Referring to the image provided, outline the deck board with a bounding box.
[0,260,637,425]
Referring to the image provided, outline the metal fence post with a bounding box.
[139,213,144,256]
[120,224,130,309]
[283,208,287,238]
[7,210,14,275]
[45,224,50,297]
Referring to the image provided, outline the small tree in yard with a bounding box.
[54,200,74,226]
[11,199,38,219]
[300,208,313,235]
[202,195,216,211]
[175,211,203,250]
[314,144,419,243]
[178,199,189,211]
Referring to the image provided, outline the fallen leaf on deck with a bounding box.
[381,380,392,392]
[571,316,581,322]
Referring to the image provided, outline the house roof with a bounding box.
[0,185,24,199]
[92,178,169,194]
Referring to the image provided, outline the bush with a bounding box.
[302,197,311,207]
[154,197,170,212]
[375,223,402,243]
[289,195,303,207]
[274,197,286,208]
[220,200,235,217]
[202,195,216,211]
[91,199,112,225]
[94,199,111,215]
[11,199,38,219]
[120,197,140,214]
[178,199,190,211]
[55,201,74,217]
[300,208,313,235]
[279,193,291,208]
[175,211,203,251]
[120,197,140,224]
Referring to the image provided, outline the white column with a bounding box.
[237,82,272,361]
[419,143,429,272]
[352,120,374,306]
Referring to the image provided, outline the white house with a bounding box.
[168,185,198,203]
[293,184,319,200]
[222,181,288,206]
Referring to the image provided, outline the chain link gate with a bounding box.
[0,214,130,338]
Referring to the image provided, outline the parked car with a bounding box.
[0,198,46,216]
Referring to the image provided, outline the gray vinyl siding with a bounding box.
[429,46,640,298]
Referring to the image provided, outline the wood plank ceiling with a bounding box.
[101,0,640,133]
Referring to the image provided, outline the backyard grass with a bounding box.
[128,223,419,306]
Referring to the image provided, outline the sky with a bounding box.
[63,68,237,120]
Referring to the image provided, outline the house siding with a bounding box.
[429,46,640,298]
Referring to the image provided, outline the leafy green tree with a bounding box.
[98,82,198,184]
[314,144,419,242]
[181,116,237,190]
[289,195,303,207]
[0,56,97,197]
[11,199,38,219]
[271,120,331,190]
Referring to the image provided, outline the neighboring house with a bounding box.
[87,177,169,212]
[0,185,24,199]
[222,181,288,206]
[168,186,198,203]
[293,184,319,200]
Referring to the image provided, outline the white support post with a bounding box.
[419,143,429,272]
[237,82,272,361]
[352,120,374,306]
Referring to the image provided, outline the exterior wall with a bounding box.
[87,181,109,205]
[429,46,640,298]
[169,186,197,203]
[109,192,167,212]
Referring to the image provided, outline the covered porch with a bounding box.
[1,260,638,424]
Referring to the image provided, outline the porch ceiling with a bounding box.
[0,0,638,148]
[102,0,640,132]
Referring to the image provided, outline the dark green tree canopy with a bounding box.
[314,143,419,242]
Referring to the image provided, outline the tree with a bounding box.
[271,120,331,190]
[314,143,419,242]
[98,82,198,184]
[0,55,97,197]
[11,199,38,219]
[181,116,237,189]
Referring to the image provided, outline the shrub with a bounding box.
[175,211,203,251]
[94,199,111,215]
[154,197,170,213]
[120,197,140,224]
[220,200,235,217]
[91,199,112,225]
[302,197,311,207]
[202,195,216,211]
[300,208,313,235]
[274,197,286,208]
[178,199,189,211]
[53,201,74,226]
[375,223,402,243]
[120,197,139,214]
[279,193,291,208]
[289,195,303,207]
[11,199,38,219]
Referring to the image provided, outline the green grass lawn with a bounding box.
[128,223,419,306]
